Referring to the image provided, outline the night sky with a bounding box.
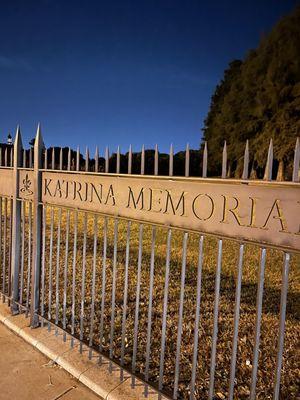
[0,0,297,154]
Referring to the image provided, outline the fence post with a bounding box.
[10,127,22,314]
[30,125,43,327]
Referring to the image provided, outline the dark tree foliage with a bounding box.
[202,6,300,178]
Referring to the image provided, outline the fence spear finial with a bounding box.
[94,146,99,172]
[222,140,227,179]
[35,123,44,165]
[169,143,174,177]
[185,143,190,177]
[292,137,299,182]
[154,144,159,176]
[141,144,145,175]
[14,125,23,148]
[59,147,63,170]
[76,146,80,171]
[35,123,43,145]
[202,141,208,178]
[128,144,132,174]
[67,147,71,171]
[105,146,109,173]
[264,138,273,181]
[116,145,120,174]
[242,139,249,180]
[85,146,89,172]
[13,126,23,168]
[52,147,55,170]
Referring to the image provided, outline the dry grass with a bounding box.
[10,204,300,399]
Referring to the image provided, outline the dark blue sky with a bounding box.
[0,0,297,154]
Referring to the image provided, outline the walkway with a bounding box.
[0,322,101,400]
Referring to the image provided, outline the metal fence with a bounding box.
[0,127,299,400]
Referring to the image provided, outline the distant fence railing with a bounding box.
[0,126,299,400]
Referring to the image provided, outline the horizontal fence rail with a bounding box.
[0,126,299,400]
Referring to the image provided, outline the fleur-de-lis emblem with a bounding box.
[20,174,33,195]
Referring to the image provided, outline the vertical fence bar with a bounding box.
[8,198,13,303]
[79,212,88,353]
[228,244,244,400]
[48,207,54,331]
[109,218,119,371]
[273,253,290,400]
[79,147,90,346]
[250,247,266,400]
[40,205,46,327]
[62,209,70,341]
[62,151,71,338]
[30,125,43,327]
[208,239,223,400]
[120,220,131,379]
[158,228,172,394]
[99,216,108,361]
[88,214,98,358]
[25,203,32,317]
[2,198,7,301]
[71,210,78,347]
[131,224,143,386]
[19,201,25,309]
[120,147,132,375]
[0,198,4,301]
[71,147,80,344]
[48,207,54,330]
[55,208,62,335]
[189,235,204,399]
[173,232,188,399]
[144,226,156,395]
[0,198,2,300]
[10,127,22,314]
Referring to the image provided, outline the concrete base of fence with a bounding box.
[0,302,167,400]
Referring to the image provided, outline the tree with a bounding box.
[202,6,300,178]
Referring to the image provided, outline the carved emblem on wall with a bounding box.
[20,173,33,195]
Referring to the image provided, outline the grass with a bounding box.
[4,202,300,399]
